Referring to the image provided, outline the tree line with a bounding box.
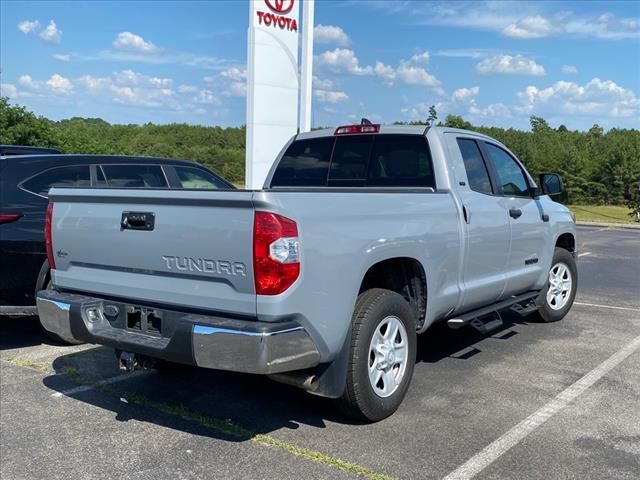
[2,97,639,210]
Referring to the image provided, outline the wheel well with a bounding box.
[556,233,575,253]
[359,257,427,330]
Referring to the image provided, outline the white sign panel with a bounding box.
[246,0,300,189]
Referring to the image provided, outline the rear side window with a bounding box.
[101,164,168,188]
[271,137,334,187]
[457,139,493,194]
[22,165,90,196]
[368,135,434,187]
[174,166,228,189]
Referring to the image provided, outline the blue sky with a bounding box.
[1,0,639,130]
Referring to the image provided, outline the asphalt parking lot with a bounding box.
[1,226,639,480]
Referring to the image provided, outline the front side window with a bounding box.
[101,164,168,188]
[271,137,334,187]
[174,166,228,189]
[22,165,90,196]
[457,138,493,194]
[483,143,530,197]
[368,135,434,187]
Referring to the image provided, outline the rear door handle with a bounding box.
[463,205,471,224]
[121,211,155,231]
[509,208,522,219]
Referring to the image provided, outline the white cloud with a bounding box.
[316,48,440,87]
[53,53,71,62]
[177,84,198,94]
[17,20,40,34]
[113,69,172,88]
[16,73,72,95]
[110,85,174,107]
[46,74,73,94]
[566,13,640,40]
[39,20,62,44]
[409,50,430,64]
[314,24,350,46]
[195,89,221,105]
[220,67,246,81]
[476,54,545,76]
[517,78,640,118]
[226,82,246,97]
[77,74,110,91]
[314,89,348,103]
[312,76,334,90]
[433,48,503,59]
[561,65,578,74]
[452,86,480,102]
[468,103,513,118]
[112,32,159,53]
[1,83,17,98]
[503,15,556,39]
[315,48,373,76]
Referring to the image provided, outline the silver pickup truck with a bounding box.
[38,125,577,421]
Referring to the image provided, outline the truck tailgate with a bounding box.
[48,188,256,316]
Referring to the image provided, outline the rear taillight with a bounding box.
[45,202,55,270]
[0,213,23,225]
[253,211,300,295]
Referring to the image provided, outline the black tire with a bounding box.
[40,277,85,345]
[536,247,578,323]
[338,288,417,422]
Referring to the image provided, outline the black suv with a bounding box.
[0,152,234,316]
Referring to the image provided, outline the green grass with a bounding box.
[567,205,636,224]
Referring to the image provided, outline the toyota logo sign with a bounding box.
[256,0,297,31]
[264,0,294,14]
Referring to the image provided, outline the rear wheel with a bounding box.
[536,247,577,323]
[338,288,417,422]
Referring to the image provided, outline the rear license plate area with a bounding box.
[126,306,163,337]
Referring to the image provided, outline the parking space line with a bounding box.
[578,251,591,257]
[442,333,640,480]
[574,302,640,313]
[51,370,149,398]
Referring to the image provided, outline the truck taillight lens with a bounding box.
[0,213,23,224]
[253,211,300,295]
[45,202,56,270]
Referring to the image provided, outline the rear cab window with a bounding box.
[457,138,493,195]
[271,134,435,188]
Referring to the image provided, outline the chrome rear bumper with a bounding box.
[37,289,321,374]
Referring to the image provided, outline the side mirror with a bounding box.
[539,173,564,196]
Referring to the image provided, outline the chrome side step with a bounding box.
[447,291,540,331]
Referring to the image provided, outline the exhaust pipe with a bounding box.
[268,372,319,392]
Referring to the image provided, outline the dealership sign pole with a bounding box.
[245,0,300,189]
[299,0,314,133]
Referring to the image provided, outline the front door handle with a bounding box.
[509,208,522,219]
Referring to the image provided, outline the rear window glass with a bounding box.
[101,164,168,188]
[271,137,334,187]
[368,135,434,187]
[270,134,435,188]
[22,165,90,196]
[174,166,228,189]
[457,138,493,194]
[328,135,373,184]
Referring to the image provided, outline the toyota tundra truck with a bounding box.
[37,125,577,421]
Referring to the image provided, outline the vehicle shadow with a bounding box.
[40,310,533,441]
[0,314,61,350]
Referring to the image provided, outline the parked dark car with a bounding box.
[0,153,234,320]
[0,145,62,156]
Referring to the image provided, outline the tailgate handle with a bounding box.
[121,211,155,231]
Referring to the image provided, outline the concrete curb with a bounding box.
[576,221,640,230]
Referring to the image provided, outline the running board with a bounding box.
[447,291,540,330]
[0,305,38,316]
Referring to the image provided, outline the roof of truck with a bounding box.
[295,125,496,142]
